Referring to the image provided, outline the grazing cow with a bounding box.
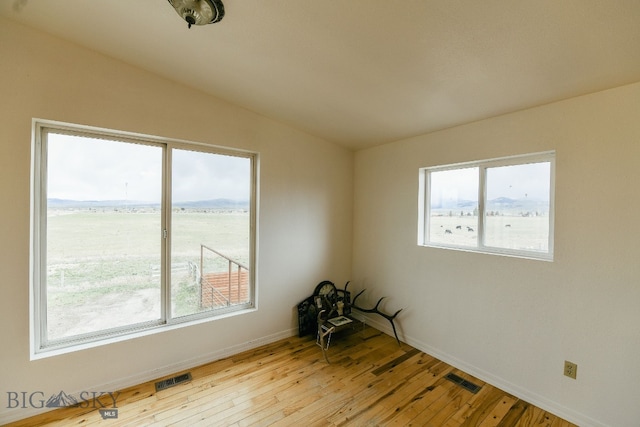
[467,227,474,232]
[445,229,452,234]
[456,225,462,230]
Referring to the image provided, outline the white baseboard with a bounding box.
[357,313,606,427]
[0,328,296,425]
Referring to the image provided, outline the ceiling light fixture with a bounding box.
[168,0,225,29]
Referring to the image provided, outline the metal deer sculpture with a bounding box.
[345,281,403,345]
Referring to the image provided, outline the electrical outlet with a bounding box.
[564,360,577,379]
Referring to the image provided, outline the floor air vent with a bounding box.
[155,372,192,392]
[444,372,481,394]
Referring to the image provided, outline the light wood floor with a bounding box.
[6,325,577,426]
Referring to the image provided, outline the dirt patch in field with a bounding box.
[48,288,161,340]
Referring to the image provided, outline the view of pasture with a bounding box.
[46,207,249,341]
[41,131,253,343]
[171,208,250,317]
[427,158,552,254]
[429,213,550,252]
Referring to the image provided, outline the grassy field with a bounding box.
[429,214,550,252]
[45,209,250,340]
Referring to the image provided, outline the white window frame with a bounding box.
[418,151,555,261]
[30,119,258,358]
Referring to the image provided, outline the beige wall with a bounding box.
[353,82,640,426]
[3,12,639,427]
[0,17,353,423]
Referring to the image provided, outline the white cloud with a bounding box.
[47,134,249,202]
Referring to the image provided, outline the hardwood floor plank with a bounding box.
[370,347,422,375]
[370,367,459,424]
[496,399,530,427]
[514,405,556,426]
[410,383,468,426]
[426,387,472,426]
[451,386,507,426]
[384,373,460,426]
[4,329,578,427]
[326,356,452,425]
[477,395,519,427]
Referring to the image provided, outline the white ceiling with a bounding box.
[3,1,640,150]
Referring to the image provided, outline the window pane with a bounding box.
[46,134,162,341]
[428,167,479,247]
[484,162,551,252]
[171,149,251,318]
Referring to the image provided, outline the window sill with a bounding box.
[419,243,553,262]
[30,306,257,361]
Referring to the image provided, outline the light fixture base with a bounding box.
[168,0,225,29]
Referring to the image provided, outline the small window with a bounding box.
[418,151,555,260]
[31,119,257,355]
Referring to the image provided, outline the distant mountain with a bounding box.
[432,197,548,215]
[174,198,249,209]
[487,197,548,214]
[47,198,249,210]
[48,198,135,208]
[490,197,517,205]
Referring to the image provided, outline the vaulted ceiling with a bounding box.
[2,1,640,150]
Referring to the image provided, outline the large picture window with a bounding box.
[418,151,555,260]
[31,120,256,355]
